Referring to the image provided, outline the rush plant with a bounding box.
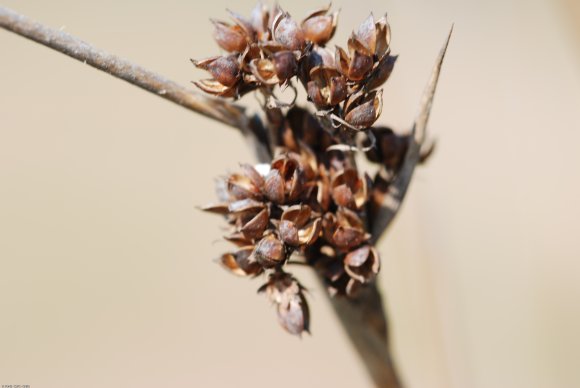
[0,4,451,387]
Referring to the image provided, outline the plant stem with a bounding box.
[0,5,270,161]
[326,282,402,387]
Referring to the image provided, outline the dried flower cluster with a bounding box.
[197,3,411,335]
[193,2,397,133]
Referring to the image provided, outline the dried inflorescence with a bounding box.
[192,3,397,135]
[202,138,396,334]
[197,3,413,335]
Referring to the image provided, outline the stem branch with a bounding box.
[0,5,269,160]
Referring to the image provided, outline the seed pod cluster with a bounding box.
[198,3,412,336]
[203,142,385,335]
[193,3,397,132]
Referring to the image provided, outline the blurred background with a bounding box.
[1,0,579,387]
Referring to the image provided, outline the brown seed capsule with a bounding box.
[365,55,397,91]
[254,234,285,268]
[264,169,285,204]
[228,171,263,200]
[281,204,312,226]
[336,207,365,230]
[212,20,248,53]
[272,51,298,82]
[250,58,279,85]
[354,14,377,54]
[348,46,374,81]
[270,155,307,202]
[332,184,354,208]
[192,55,240,87]
[219,246,263,277]
[301,4,338,45]
[279,205,321,246]
[323,209,369,251]
[333,226,367,251]
[241,207,270,240]
[240,163,265,189]
[331,169,371,210]
[344,245,380,283]
[279,220,299,246]
[307,66,347,109]
[344,90,383,129]
[335,44,373,82]
[258,272,310,335]
[305,46,336,76]
[272,12,305,51]
[374,15,391,59]
[278,295,309,335]
[288,166,304,202]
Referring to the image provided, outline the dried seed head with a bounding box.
[197,4,406,331]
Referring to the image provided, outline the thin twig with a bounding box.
[0,5,270,161]
[371,26,453,242]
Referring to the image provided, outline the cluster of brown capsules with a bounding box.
[196,3,411,335]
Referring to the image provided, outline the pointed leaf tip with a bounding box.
[413,25,453,145]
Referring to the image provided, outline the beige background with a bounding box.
[1,1,579,387]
